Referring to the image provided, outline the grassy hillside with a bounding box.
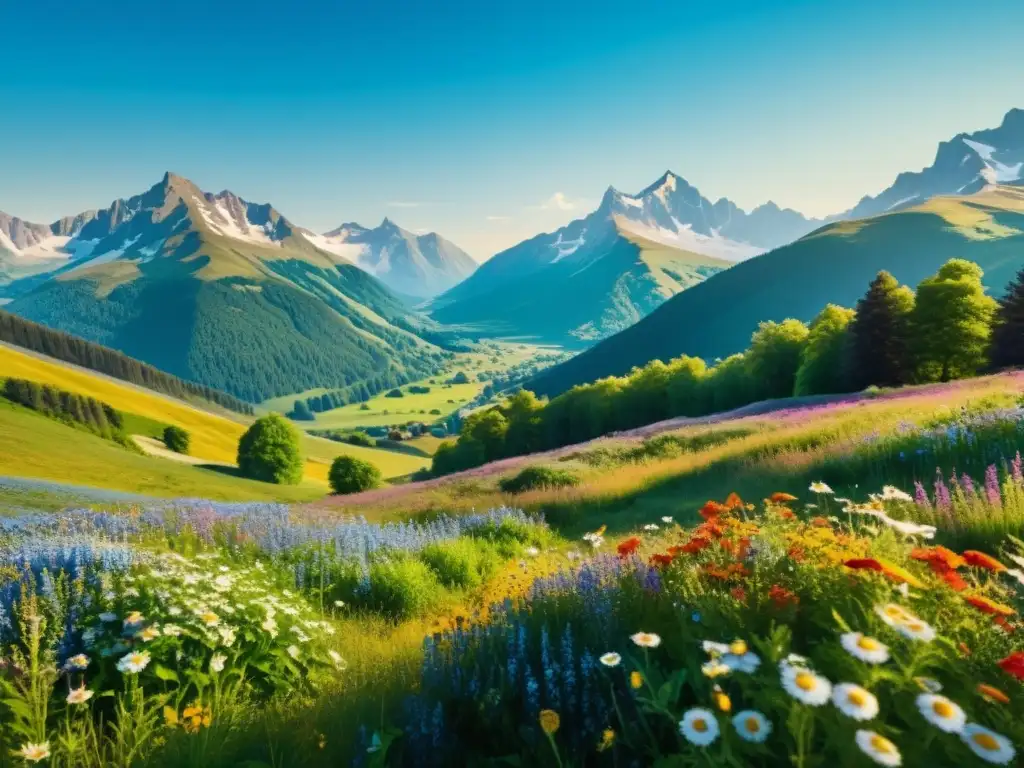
[0,343,428,483]
[530,185,1024,397]
[0,399,325,502]
[430,230,728,345]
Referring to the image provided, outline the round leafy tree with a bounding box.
[328,455,382,494]
[163,425,191,454]
[237,413,304,485]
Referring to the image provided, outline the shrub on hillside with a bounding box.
[498,465,580,494]
[345,431,376,447]
[408,385,431,394]
[237,413,304,485]
[419,538,501,589]
[385,388,405,398]
[163,424,191,454]
[367,555,446,619]
[328,455,381,495]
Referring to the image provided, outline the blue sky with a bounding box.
[2,0,1022,258]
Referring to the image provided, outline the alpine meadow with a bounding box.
[1,3,1024,767]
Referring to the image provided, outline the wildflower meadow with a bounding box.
[1,375,1024,766]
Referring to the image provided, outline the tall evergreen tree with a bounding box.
[847,271,915,389]
[988,265,1024,370]
[912,259,997,382]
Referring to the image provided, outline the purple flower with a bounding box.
[934,470,952,511]
[984,464,1002,506]
[1013,451,1023,483]
[914,481,930,509]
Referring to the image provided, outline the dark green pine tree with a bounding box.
[847,271,915,389]
[988,265,1024,371]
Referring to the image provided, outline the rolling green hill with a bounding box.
[3,173,452,402]
[529,184,1024,397]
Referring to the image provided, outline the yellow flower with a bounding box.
[317,733,327,749]
[181,702,212,733]
[598,729,616,752]
[712,687,732,713]
[729,639,748,656]
[630,670,644,689]
[163,706,179,727]
[539,709,560,735]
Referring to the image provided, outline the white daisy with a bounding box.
[840,632,890,664]
[832,683,879,721]
[162,624,183,637]
[66,687,93,705]
[328,650,348,670]
[661,516,674,524]
[874,603,914,628]
[916,694,965,734]
[880,516,936,539]
[678,708,719,747]
[781,666,832,706]
[599,652,621,667]
[732,710,771,743]
[287,645,300,659]
[524,546,540,557]
[65,654,89,671]
[116,650,151,674]
[895,618,935,643]
[17,742,51,762]
[630,632,661,648]
[209,654,226,673]
[855,730,902,766]
[1006,569,1024,587]
[809,481,834,495]
[881,486,913,502]
[643,524,659,532]
[702,641,730,656]
[960,724,1016,764]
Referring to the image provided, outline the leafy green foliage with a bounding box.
[0,309,254,414]
[912,259,998,381]
[365,555,447,620]
[418,538,501,589]
[328,455,382,495]
[744,319,809,400]
[237,413,304,485]
[988,265,1024,371]
[162,424,190,454]
[498,465,580,494]
[848,271,916,389]
[794,304,855,395]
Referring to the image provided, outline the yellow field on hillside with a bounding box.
[0,344,428,482]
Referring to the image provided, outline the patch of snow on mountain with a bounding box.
[211,199,277,246]
[373,246,391,275]
[619,194,644,210]
[615,216,759,262]
[300,231,364,262]
[550,230,586,263]
[886,195,919,211]
[0,229,20,254]
[137,239,166,261]
[963,138,1023,183]
[20,235,72,260]
[70,235,142,271]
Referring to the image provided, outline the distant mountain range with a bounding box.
[302,219,476,299]
[428,171,818,344]
[1,173,455,402]
[529,182,1024,397]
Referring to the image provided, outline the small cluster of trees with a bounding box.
[286,370,432,420]
[235,413,382,495]
[163,425,191,454]
[0,310,255,415]
[433,258,1016,476]
[2,377,131,445]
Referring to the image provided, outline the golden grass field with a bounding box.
[0,344,429,486]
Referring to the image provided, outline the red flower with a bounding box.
[678,536,711,554]
[910,546,966,571]
[616,537,641,559]
[770,492,798,504]
[778,509,796,520]
[695,521,725,539]
[768,584,799,608]
[994,616,1016,634]
[730,586,747,602]
[699,501,729,520]
[787,545,807,563]
[844,558,884,572]
[649,553,674,568]
[965,595,1015,616]
[939,569,968,592]
[810,517,830,528]
[962,551,1007,572]
[998,652,1024,681]
[724,492,744,509]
